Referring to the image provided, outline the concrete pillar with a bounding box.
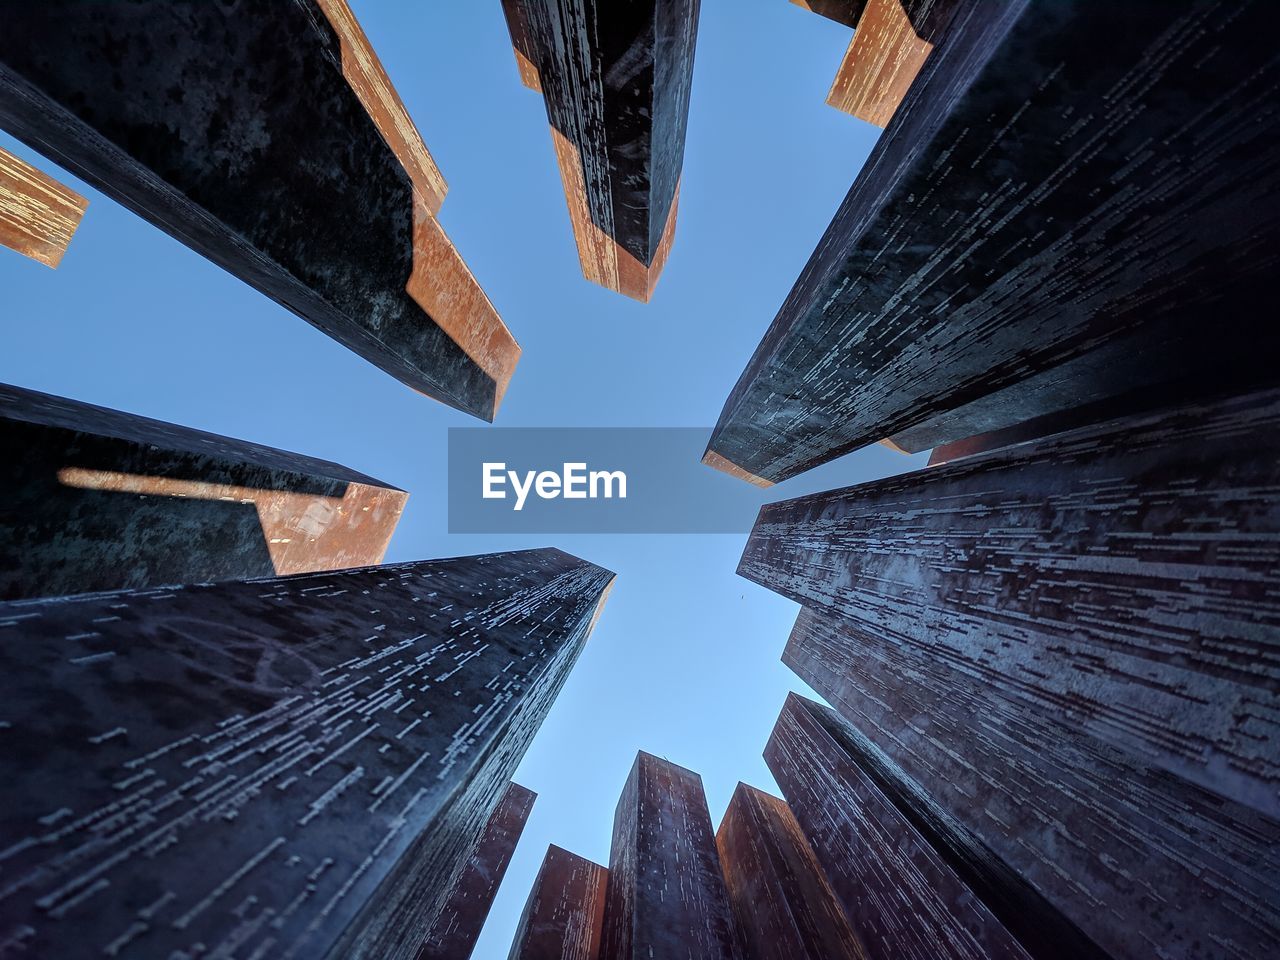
[0,381,408,600]
[705,0,1280,482]
[0,548,615,960]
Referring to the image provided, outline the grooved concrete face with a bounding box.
[741,386,1280,820]
[508,845,609,960]
[506,0,699,301]
[0,0,517,420]
[418,781,536,960]
[707,0,1280,482]
[0,549,614,960]
[765,694,1055,960]
[600,752,741,960]
[715,782,867,960]
[0,382,407,601]
[784,610,1280,960]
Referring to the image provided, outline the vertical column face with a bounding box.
[715,782,867,960]
[512,0,700,301]
[600,752,740,960]
[508,845,609,960]
[0,145,86,268]
[741,387,1280,819]
[0,0,519,420]
[418,782,536,960]
[766,694,1067,960]
[0,549,615,960]
[786,608,1280,960]
[0,382,408,600]
[705,0,1280,483]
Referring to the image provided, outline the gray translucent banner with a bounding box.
[448,427,778,533]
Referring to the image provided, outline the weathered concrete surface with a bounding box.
[507,844,609,960]
[0,0,519,420]
[0,145,86,268]
[0,381,407,601]
[741,386,1280,819]
[418,782,536,960]
[504,0,699,301]
[716,781,867,960]
[600,752,741,960]
[921,382,1187,466]
[767,693,1081,960]
[707,0,1280,482]
[0,548,615,960]
[785,609,1280,960]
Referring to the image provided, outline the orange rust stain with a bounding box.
[57,467,407,576]
[0,146,87,269]
[827,0,933,126]
[701,449,775,488]
[549,128,679,303]
[313,0,447,214]
[584,576,617,639]
[514,46,543,92]
[407,196,521,420]
[878,436,912,455]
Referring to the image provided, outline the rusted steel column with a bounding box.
[0,145,86,267]
[784,610,1280,960]
[0,549,614,960]
[741,386,1280,819]
[418,782,536,960]
[0,1,518,420]
[508,845,609,960]
[0,381,408,600]
[716,782,867,960]
[705,0,1280,483]
[502,0,700,302]
[600,752,741,959]
[766,693,1086,960]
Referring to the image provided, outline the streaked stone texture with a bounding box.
[0,381,407,601]
[0,0,518,420]
[418,781,536,960]
[503,0,700,302]
[716,781,866,960]
[0,549,614,960]
[507,845,608,960]
[741,387,1280,818]
[600,752,741,960]
[785,608,1280,960]
[766,693,1086,960]
[0,145,86,268]
[707,0,1280,482]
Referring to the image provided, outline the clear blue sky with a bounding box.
[0,2,924,956]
